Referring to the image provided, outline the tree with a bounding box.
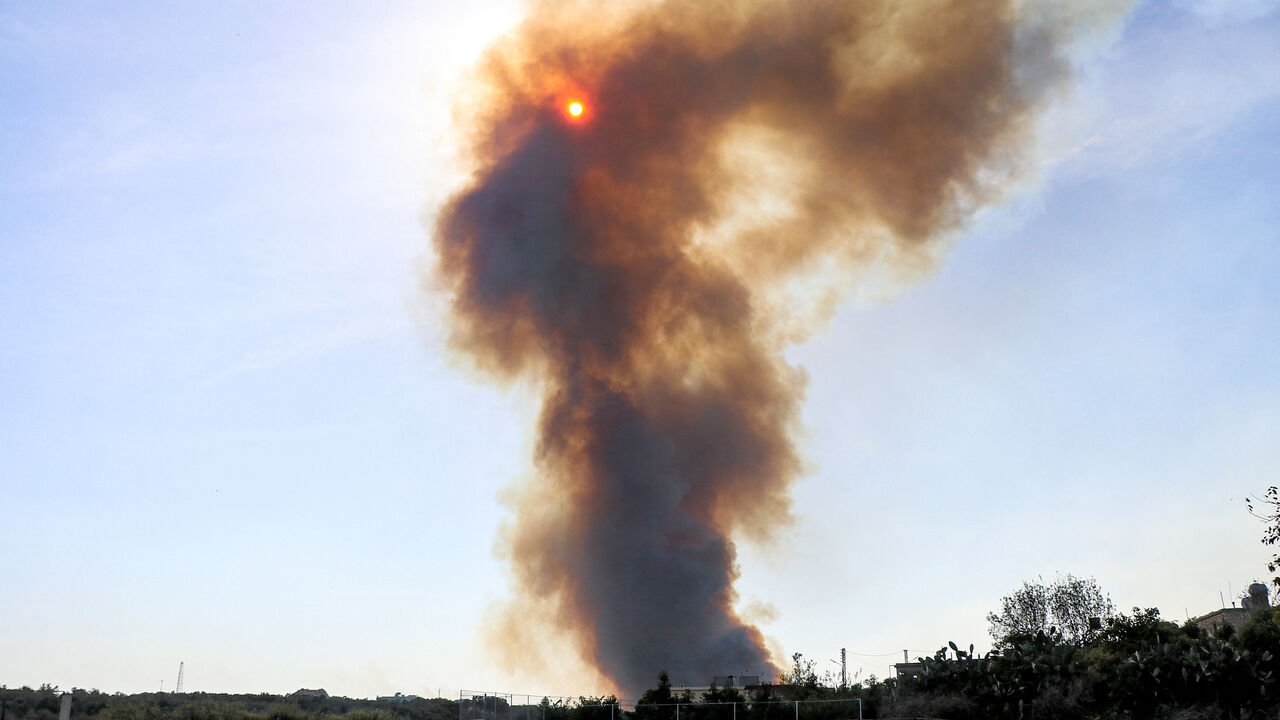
[1247,486,1280,589]
[986,580,1050,643]
[571,696,617,720]
[1048,574,1116,642]
[636,672,673,706]
[987,573,1115,646]
[633,672,674,720]
[1093,607,1186,653]
[701,684,743,705]
[780,654,819,697]
[782,653,817,687]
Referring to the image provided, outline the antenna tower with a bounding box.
[175,662,184,694]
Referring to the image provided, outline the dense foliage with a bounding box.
[900,607,1280,719]
[557,607,1280,719]
[987,574,1117,648]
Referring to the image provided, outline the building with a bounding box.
[1191,582,1270,635]
[892,661,924,680]
[377,693,422,703]
[1193,607,1256,634]
[710,675,760,689]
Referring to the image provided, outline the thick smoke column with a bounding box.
[433,0,1093,699]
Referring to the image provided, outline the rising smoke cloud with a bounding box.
[432,0,1112,699]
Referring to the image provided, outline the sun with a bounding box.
[560,94,589,123]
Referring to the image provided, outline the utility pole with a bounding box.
[840,648,847,688]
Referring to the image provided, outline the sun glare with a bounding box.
[568,101,584,117]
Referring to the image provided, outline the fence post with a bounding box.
[793,702,797,720]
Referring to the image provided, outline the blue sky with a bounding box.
[2,0,1279,701]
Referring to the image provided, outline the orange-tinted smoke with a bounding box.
[433,0,1080,699]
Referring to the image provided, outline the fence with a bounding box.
[458,693,862,720]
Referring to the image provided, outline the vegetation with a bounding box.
[9,570,1280,720]
[1249,487,1280,590]
[896,605,1280,719]
[0,687,457,720]
[614,578,1280,719]
[868,500,1280,716]
[627,663,878,720]
[601,614,1280,720]
[8,608,1280,720]
[987,574,1117,648]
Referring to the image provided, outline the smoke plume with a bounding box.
[432,0,1102,699]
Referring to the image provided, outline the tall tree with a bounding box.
[634,673,675,720]
[987,580,1051,642]
[987,573,1115,646]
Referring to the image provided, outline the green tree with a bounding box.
[701,685,742,706]
[569,696,616,720]
[987,573,1115,647]
[986,580,1050,644]
[633,673,674,720]
[779,654,818,697]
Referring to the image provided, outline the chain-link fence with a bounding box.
[458,691,575,720]
[623,699,861,720]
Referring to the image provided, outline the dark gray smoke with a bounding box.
[431,0,1098,699]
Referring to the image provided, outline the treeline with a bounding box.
[0,687,458,720]
[895,606,1280,719]
[519,606,1280,719]
[9,604,1280,720]
[464,675,881,720]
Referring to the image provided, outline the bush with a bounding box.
[882,691,981,720]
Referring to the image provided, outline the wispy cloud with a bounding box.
[1038,5,1280,176]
